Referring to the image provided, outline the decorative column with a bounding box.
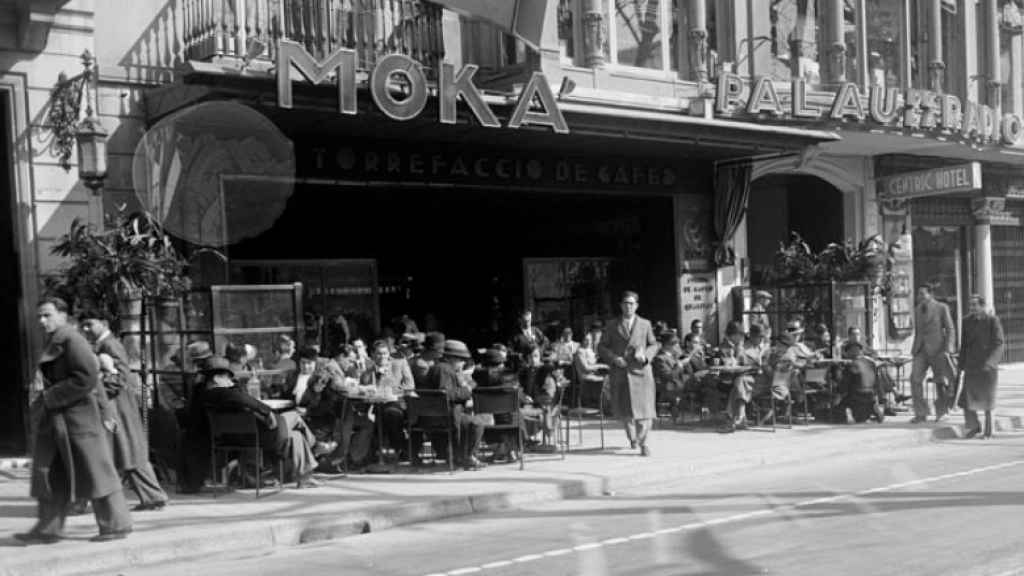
[826,0,847,85]
[687,0,708,82]
[928,0,945,91]
[789,0,812,81]
[972,197,1004,311]
[986,0,1003,109]
[582,0,606,68]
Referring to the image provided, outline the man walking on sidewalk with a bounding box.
[959,295,1005,439]
[599,290,659,456]
[910,285,956,423]
[81,311,169,511]
[16,297,132,544]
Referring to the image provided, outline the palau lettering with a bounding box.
[714,72,1022,147]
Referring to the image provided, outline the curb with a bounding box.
[0,422,976,576]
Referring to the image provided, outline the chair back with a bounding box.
[472,386,520,416]
[406,390,451,425]
[803,367,829,384]
[207,410,261,448]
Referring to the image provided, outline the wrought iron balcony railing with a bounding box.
[183,0,444,75]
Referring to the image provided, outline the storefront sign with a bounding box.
[277,40,568,134]
[876,162,982,201]
[300,144,688,192]
[715,74,1024,148]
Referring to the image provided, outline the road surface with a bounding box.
[111,433,1024,576]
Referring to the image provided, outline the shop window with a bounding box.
[867,0,902,89]
[614,0,666,69]
[559,0,576,61]
[460,17,532,73]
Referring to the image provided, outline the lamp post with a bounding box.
[74,50,108,195]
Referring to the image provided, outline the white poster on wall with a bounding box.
[680,272,717,342]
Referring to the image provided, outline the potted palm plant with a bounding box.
[44,209,192,329]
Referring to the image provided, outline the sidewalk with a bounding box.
[2,368,1023,576]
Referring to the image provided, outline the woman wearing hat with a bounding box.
[770,319,821,413]
[472,348,522,462]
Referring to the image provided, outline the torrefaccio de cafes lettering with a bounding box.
[714,72,1024,148]
[276,39,569,134]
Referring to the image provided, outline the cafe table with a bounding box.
[345,390,418,474]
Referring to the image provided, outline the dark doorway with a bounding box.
[0,91,27,454]
[225,184,677,350]
[747,173,845,284]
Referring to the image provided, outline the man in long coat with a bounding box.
[81,311,169,511]
[598,291,659,456]
[910,285,956,423]
[959,295,1005,439]
[16,297,132,544]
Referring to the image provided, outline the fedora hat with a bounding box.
[754,290,773,300]
[424,332,445,353]
[443,339,472,360]
[481,348,505,367]
[187,341,213,361]
[202,356,234,377]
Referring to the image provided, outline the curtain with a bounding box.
[712,162,752,267]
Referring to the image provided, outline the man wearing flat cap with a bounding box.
[598,291,660,456]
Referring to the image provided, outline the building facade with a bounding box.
[4,0,1023,452]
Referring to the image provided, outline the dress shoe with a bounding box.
[132,501,166,512]
[964,428,981,439]
[873,405,886,423]
[640,445,651,457]
[298,475,321,488]
[909,415,926,424]
[462,456,486,471]
[90,529,132,542]
[629,440,638,450]
[13,532,61,545]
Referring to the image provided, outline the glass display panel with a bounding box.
[615,0,664,69]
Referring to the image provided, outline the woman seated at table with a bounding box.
[472,348,522,462]
[359,339,416,461]
[203,357,319,487]
[298,358,364,474]
[520,350,566,445]
[573,333,608,408]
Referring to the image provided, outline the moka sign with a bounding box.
[714,73,1024,147]
[276,40,568,134]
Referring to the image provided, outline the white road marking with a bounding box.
[421,459,1024,576]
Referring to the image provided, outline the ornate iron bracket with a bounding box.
[47,51,94,171]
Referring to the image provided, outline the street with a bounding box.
[111,432,1024,576]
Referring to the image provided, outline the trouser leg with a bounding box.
[634,419,652,447]
[909,355,930,418]
[622,419,637,445]
[33,453,70,537]
[92,488,132,535]
[984,411,993,436]
[964,407,980,432]
[124,462,169,506]
[380,404,407,455]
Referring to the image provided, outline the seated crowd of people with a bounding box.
[650,314,903,434]
[170,311,620,491]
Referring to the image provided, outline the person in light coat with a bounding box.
[598,290,659,456]
[959,294,1005,439]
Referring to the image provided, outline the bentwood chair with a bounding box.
[406,390,455,474]
[472,386,525,470]
[568,363,606,450]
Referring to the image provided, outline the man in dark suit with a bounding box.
[959,294,1005,438]
[17,297,132,544]
[508,309,548,369]
[598,291,659,456]
[80,311,169,512]
[910,285,956,423]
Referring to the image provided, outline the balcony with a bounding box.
[182,0,445,76]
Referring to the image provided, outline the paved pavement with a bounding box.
[113,434,1024,576]
[2,364,1023,576]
